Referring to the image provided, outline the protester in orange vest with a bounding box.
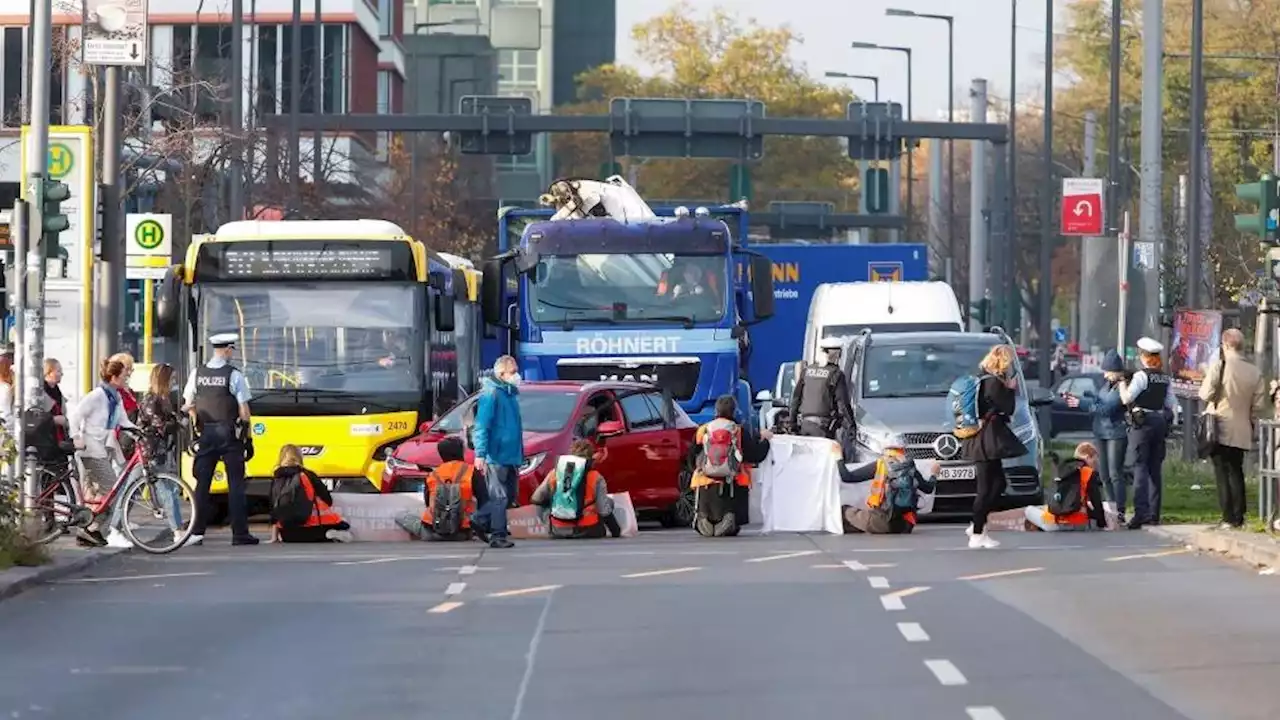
[1032,442,1108,530]
[395,436,488,541]
[531,440,622,538]
[269,444,353,543]
[691,395,771,537]
[840,435,937,534]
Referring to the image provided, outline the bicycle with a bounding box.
[20,428,198,554]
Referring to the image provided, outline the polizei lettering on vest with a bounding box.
[574,335,681,355]
[196,376,229,387]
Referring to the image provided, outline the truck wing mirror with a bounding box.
[748,254,775,322]
[480,258,506,327]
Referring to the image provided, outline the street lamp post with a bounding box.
[886,9,956,274]
[851,42,914,233]
[824,71,879,101]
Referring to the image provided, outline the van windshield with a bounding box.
[822,322,962,346]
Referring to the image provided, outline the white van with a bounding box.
[802,281,964,363]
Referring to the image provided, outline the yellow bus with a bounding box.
[153,219,475,516]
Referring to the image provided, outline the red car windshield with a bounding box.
[432,390,581,433]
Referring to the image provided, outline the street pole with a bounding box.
[905,50,914,236]
[969,79,989,331]
[928,132,945,275]
[946,19,956,280]
[312,0,323,189]
[1037,0,1055,385]
[1139,0,1165,348]
[10,199,28,504]
[228,0,245,221]
[21,0,54,512]
[1118,211,1131,353]
[1080,110,1100,350]
[1183,0,1205,461]
[96,66,122,361]
[1108,0,1123,243]
[288,0,302,213]
[1007,0,1019,334]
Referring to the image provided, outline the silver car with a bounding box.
[841,329,1054,518]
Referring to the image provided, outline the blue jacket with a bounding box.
[1091,383,1127,441]
[473,376,524,467]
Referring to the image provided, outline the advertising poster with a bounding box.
[1169,309,1223,398]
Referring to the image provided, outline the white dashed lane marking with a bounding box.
[445,582,467,596]
[924,659,968,686]
[1105,548,1192,562]
[488,585,562,598]
[621,567,702,579]
[745,550,821,563]
[881,595,906,611]
[957,567,1044,581]
[897,622,930,642]
[967,707,1006,719]
[844,560,868,571]
[868,576,890,589]
[427,601,464,614]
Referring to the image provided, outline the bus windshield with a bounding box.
[529,252,727,325]
[199,282,424,408]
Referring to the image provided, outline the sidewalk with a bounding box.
[0,540,126,602]
[1148,524,1280,572]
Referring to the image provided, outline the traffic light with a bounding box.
[1234,173,1278,243]
[865,167,890,214]
[41,180,70,259]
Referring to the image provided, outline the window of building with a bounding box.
[255,24,279,118]
[378,0,393,36]
[497,49,537,85]
[428,0,478,5]
[280,25,323,114]
[376,70,391,115]
[1,27,24,126]
[322,25,346,114]
[171,24,193,76]
[49,26,65,125]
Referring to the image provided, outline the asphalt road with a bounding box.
[2,526,1279,720]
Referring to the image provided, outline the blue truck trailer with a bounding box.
[479,204,775,427]
[739,243,929,392]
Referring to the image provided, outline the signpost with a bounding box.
[1060,178,1105,236]
[125,213,171,363]
[82,0,149,66]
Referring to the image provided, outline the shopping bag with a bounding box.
[609,492,640,537]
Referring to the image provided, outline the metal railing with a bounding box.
[1255,420,1280,534]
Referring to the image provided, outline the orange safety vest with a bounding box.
[546,469,602,529]
[421,461,476,528]
[1041,465,1094,527]
[279,471,345,529]
[689,422,752,490]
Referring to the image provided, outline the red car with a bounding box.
[382,381,700,526]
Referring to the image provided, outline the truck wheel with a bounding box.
[664,452,698,528]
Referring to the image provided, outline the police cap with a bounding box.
[209,333,239,348]
[1136,337,1163,354]
[819,337,844,351]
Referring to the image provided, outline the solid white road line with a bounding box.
[868,576,890,589]
[1105,548,1192,562]
[621,566,702,578]
[957,567,1044,581]
[897,622,930,643]
[745,550,821,563]
[843,560,867,571]
[924,659,968,686]
[509,590,555,720]
[880,595,905,611]
[966,707,1006,720]
[54,572,213,583]
[445,582,467,596]
[488,585,562,598]
[427,601,464,614]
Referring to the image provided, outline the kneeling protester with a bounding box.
[842,435,936,535]
[271,444,353,543]
[691,396,755,538]
[531,440,621,539]
[1026,442,1107,531]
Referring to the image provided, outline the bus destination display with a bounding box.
[222,247,395,278]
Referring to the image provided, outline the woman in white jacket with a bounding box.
[71,358,137,547]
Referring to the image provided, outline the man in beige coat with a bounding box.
[1198,328,1265,528]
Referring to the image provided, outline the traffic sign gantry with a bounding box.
[1060,178,1105,236]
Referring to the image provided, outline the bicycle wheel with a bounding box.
[118,472,197,554]
[22,467,80,546]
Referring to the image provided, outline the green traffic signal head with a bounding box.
[1234,176,1278,238]
[43,180,70,204]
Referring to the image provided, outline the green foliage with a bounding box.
[0,426,49,570]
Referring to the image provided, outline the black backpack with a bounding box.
[1047,459,1086,517]
[431,467,466,536]
[271,469,315,529]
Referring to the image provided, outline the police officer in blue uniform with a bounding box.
[182,333,259,546]
[1118,336,1176,530]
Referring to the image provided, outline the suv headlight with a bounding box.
[856,428,890,455]
[384,455,418,474]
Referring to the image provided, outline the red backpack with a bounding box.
[700,418,742,479]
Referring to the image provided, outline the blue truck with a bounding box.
[739,243,930,393]
[479,205,776,427]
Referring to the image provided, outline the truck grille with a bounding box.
[556,359,701,400]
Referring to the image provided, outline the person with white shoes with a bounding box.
[960,345,1026,550]
[71,358,138,548]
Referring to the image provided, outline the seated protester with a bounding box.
[841,435,937,535]
[531,439,622,539]
[269,444,353,543]
[395,436,489,541]
[690,395,762,537]
[1027,442,1107,531]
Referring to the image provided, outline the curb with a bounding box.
[1147,526,1280,570]
[0,547,127,603]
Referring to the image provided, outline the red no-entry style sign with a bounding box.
[1061,178,1105,236]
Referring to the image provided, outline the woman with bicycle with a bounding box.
[71,358,138,547]
[137,364,182,467]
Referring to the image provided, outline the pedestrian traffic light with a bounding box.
[1234,173,1278,243]
[42,180,70,258]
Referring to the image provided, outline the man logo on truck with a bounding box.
[599,372,658,383]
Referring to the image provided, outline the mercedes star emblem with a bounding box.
[933,434,961,460]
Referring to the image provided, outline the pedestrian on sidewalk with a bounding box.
[471,355,523,549]
[1199,328,1265,529]
[1067,350,1130,524]
[70,358,138,548]
[1119,337,1176,529]
[108,352,140,462]
[0,346,14,429]
[960,344,1025,550]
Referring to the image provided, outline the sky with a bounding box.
[615,0,1068,119]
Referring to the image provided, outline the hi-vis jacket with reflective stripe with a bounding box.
[421,460,476,528]
[690,421,752,490]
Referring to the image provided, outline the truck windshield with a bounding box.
[198,282,424,409]
[529,253,727,325]
[861,342,992,399]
